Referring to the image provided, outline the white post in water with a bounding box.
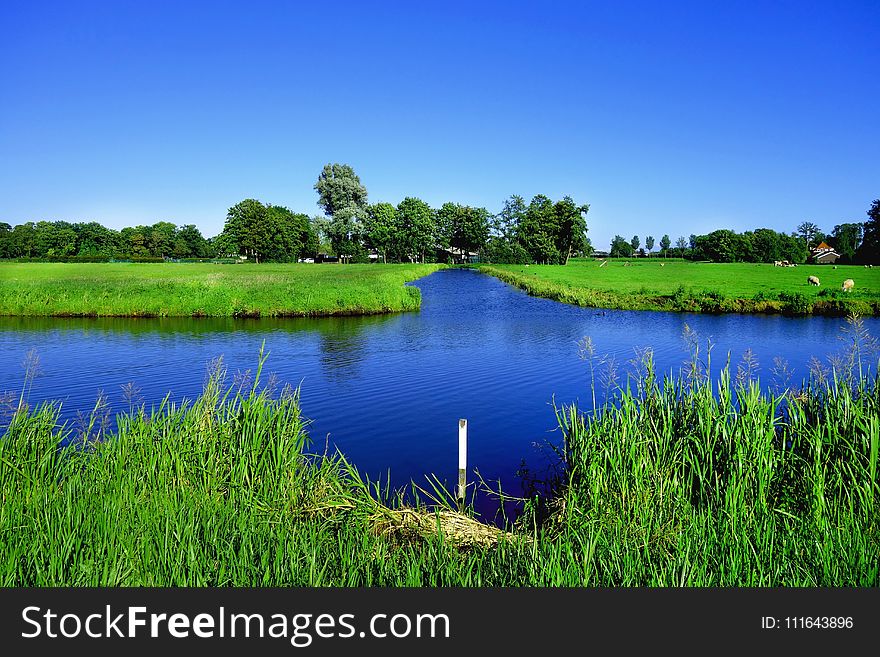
[457,418,468,501]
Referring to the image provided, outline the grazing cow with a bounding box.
[842,279,854,292]
[807,276,820,286]
[774,261,782,267]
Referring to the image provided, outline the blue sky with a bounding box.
[1,0,877,250]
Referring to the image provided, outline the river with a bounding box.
[2,268,878,518]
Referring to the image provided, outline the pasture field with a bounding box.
[0,262,443,317]
[481,259,880,315]
[2,345,877,586]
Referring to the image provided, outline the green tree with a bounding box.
[796,221,821,248]
[264,205,316,261]
[554,196,589,264]
[310,216,333,257]
[830,223,864,263]
[630,235,640,253]
[694,229,740,262]
[0,222,11,258]
[325,205,366,262]
[34,221,77,257]
[856,199,880,264]
[645,235,655,254]
[314,163,368,218]
[364,202,397,263]
[176,224,211,258]
[518,195,561,264]
[610,235,633,258]
[221,199,275,263]
[146,221,177,258]
[10,223,37,257]
[314,163,369,262]
[495,195,526,241]
[437,202,491,263]
[395,197,434,263]
[675,236,688,256]
[75,222,119,257]
[749,228,782,262]
[660,234,671,257]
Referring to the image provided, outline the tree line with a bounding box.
[0,220,213,260]
[214,163,591,265]
[4,161,872,266]
[606,199,879,265]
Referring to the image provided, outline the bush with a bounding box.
[778,291,813,315]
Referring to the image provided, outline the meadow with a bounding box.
[2,334,878,586]
[0,262,443,317]
[481,259,880,315]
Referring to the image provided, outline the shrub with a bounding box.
[778,291,813,315]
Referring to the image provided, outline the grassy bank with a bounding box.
[2,342,878,586]
[0,262,443,317]
[481,259,880,315]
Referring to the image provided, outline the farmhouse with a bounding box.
[810,242,841,265]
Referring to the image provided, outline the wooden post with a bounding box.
[457,419,467,501]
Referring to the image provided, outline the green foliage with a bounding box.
[221,199,272,263]
[610,235,633,258]
[313,163,368,218]
[364,202,397,263]
[830,223,864,263]
[482,237,531,264]
[797,221,821,247]
[219,201,317,263]
[777,291,812,315]
[857,199,880,264]
[0,220,213,260]
[395,197,435,263]
[313,164,370,263]
[483,194,588,265]
[436,202,490,263]
[3,347,877,586]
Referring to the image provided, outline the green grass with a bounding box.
[2,336,878,586]
[0,262,444,317]
[481,259,880,315]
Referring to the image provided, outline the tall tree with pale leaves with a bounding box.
[314,163,369,262]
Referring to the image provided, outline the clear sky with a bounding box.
[1,0,877,250]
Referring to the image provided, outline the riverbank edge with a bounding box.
[479,265,880,317]
[0,263,446,318]
[3,350,878,586]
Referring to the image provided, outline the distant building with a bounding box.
[435,245,479,264]
[810,242,841,265]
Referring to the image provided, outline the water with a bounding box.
[2,269,878,517]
